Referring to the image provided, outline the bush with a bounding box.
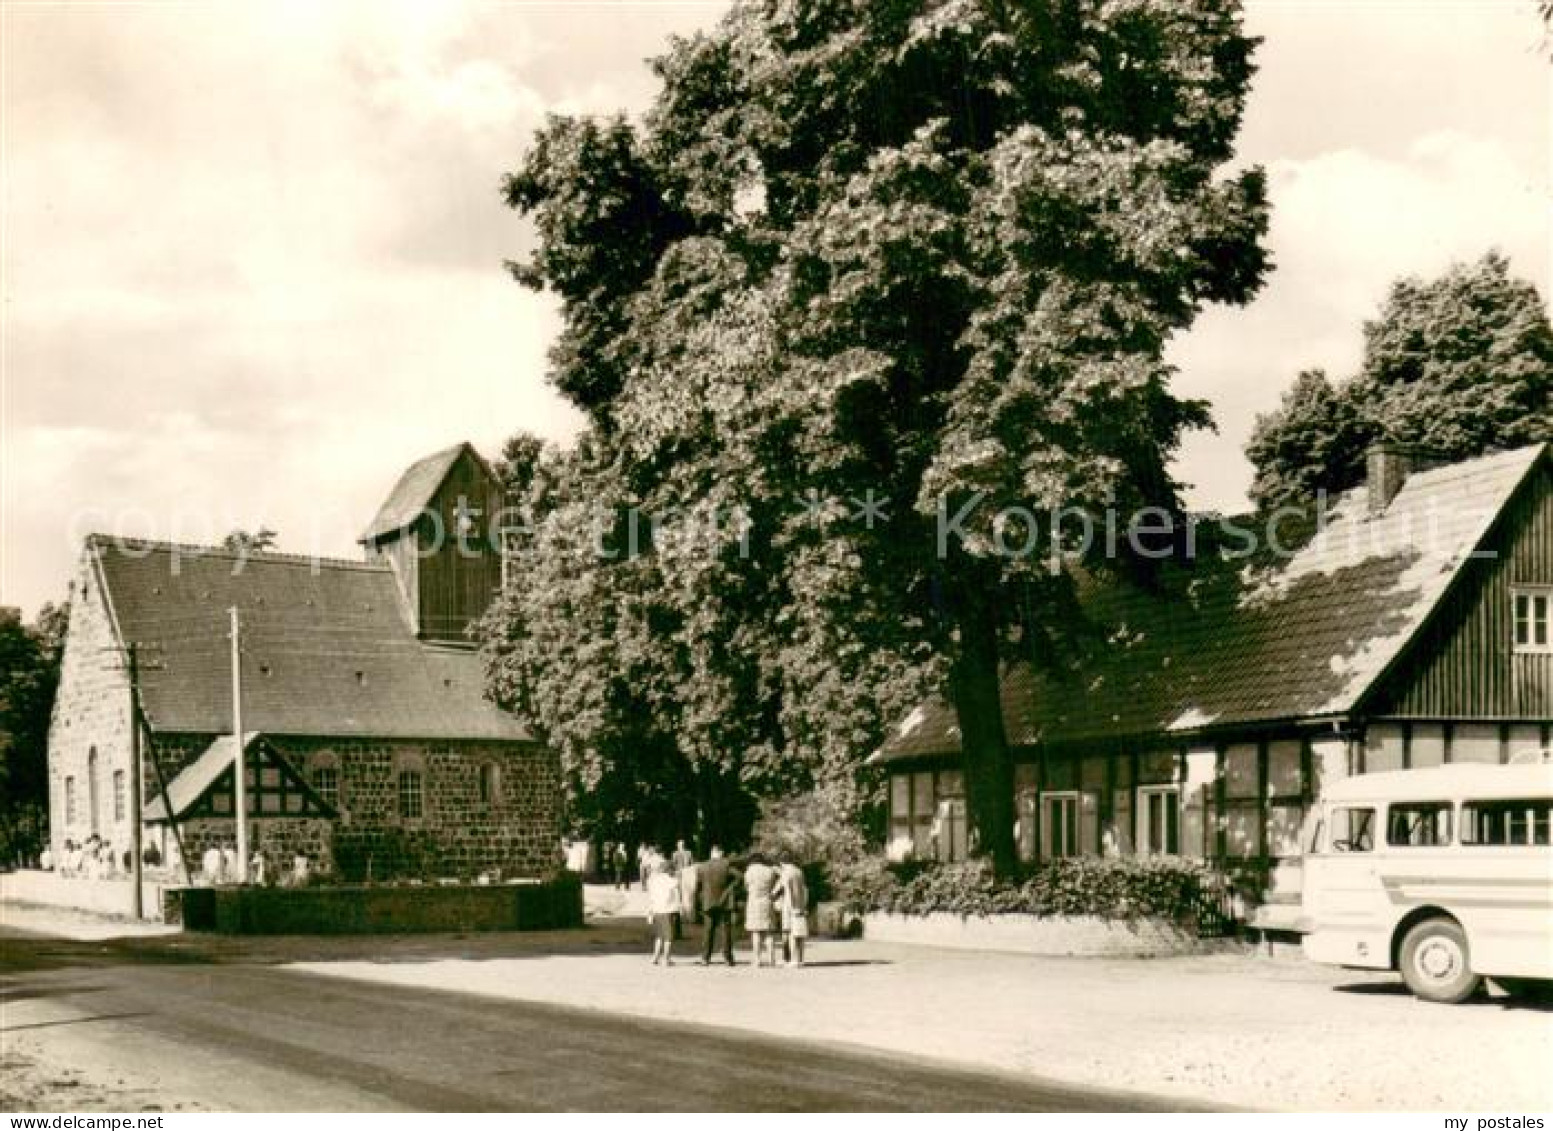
[825,852,894,912]
[332,828,442,884]
[749,791,875,905]
[864,856,1222,927]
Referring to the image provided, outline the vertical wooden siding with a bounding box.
[416,449,504,645]
[1377,460,1553,719]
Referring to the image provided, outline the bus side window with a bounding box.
[1386,801,1453,847]
[1461,799,1553,846]
[1329,806,1376,852]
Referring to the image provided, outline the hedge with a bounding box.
[859,857,1224,926]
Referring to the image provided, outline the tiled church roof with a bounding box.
[90,538,531,743]
[873,443,1548,764]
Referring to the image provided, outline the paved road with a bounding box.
[0,930,1196,1112]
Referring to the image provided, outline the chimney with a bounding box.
[1365,443,1445,516]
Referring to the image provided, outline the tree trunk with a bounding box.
[947,585,1017,878]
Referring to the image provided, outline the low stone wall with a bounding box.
[0,869,176,922]
[177,875,583,935]
[863,911,1227,957]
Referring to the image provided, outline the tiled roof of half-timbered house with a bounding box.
[873,442,1548,764]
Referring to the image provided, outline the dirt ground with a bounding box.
[290,916,1553,1112]
[4,898,1550,1112]
[2,905,188,1112]
[0,1045,210,1114]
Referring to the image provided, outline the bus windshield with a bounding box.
[1327,805,1376,852]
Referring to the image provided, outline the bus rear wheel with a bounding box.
[1400,918,1481,1004]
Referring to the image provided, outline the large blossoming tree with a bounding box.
[490,0,1269,873]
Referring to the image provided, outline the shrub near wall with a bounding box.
[859,858,1231,956]
[868,858,1215,922]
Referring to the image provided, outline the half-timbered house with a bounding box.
[870,443,1552,921]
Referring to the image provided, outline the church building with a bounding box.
[46,443,558,882]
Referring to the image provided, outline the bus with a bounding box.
[1301,759,1553,1003]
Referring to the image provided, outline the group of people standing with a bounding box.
[41,834,164,878]
[629,841,810,969]
[196,843,313,887]
[40,835,315,889]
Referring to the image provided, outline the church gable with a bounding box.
[144,734,335,823]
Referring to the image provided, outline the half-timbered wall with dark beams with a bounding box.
[885,728,1334,868]
[175,749,335,822]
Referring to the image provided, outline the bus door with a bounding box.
[1305,802,1384,933]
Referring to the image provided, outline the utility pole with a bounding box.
[229,605,248,883]
[103,639,165,916]
[141,722,192,887]
[127,642,145,919]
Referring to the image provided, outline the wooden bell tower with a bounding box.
[359,442,505,645]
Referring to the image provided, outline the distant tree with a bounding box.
[0,602,68,864]
[1247,370,1373,511]
[222,527,279,553]
[481,434,756,848]
[31,602,69,663]
[1248,252,1553,509]
[493,431,548,497]
[1355,252,1552,452]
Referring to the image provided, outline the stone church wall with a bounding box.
[46,557,135,858]
[144,734,560,882]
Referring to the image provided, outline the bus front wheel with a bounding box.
[1399,918,1481,1004]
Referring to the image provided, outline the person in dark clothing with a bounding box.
[612,841,629,889]
[697,846,740,966]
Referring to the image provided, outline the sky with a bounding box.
[2,0,1548,618]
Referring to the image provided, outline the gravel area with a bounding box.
[293,920,1553,1112]
[6,896,1548,1111]
[1,901,181,942]
[1,1043,211,1114]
